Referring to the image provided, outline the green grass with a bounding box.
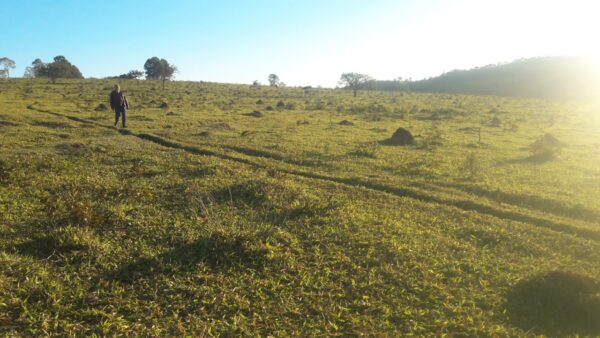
[1,78,599,336]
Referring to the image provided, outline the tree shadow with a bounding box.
[505,270,600,336]
[110,230,269,283]
[14,235,88,259]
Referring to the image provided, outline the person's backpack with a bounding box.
[117,92,125,107]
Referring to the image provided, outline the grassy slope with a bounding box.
[1,79,599,336]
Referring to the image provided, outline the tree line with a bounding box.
[7,55,592,100]
[343,57,600,100]
[23,56,83,82]
[2,55,177,89]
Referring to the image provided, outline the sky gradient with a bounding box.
[2,0,599,87]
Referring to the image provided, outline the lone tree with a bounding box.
[27,56,83,82]
[339,72,372,97]
[268,74,280,87]
[0,57,16,78]
[144,57,177,90]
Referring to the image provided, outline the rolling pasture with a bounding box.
[1,79,599,336]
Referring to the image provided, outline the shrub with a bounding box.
[393,107,406,119]
[131,161,145,177]
[420,126,443,148]
[462,152,481,179]
[70,200,103,226]
[0,159,11,183]
[369,103,389,113]
[490,116,501,127]
[52,226,98,253]
[309,99,325,110]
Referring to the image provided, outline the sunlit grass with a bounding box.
[0,78,599,336]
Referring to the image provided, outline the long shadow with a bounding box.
[220,145,323,167]
[0,120,20,127]
[435,181,600,224]
[110,231,268,283]
[506,270,600,336]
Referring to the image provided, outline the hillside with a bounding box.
[1,78,599,336]
[373,57,600,100]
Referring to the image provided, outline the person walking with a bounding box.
[109,85,129,128]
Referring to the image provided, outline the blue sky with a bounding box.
[1,0,599,86]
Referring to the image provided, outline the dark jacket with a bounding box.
[110,90,129,110]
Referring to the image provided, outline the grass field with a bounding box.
[1,78,599,336]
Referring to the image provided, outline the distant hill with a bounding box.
[370,57,600,100]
